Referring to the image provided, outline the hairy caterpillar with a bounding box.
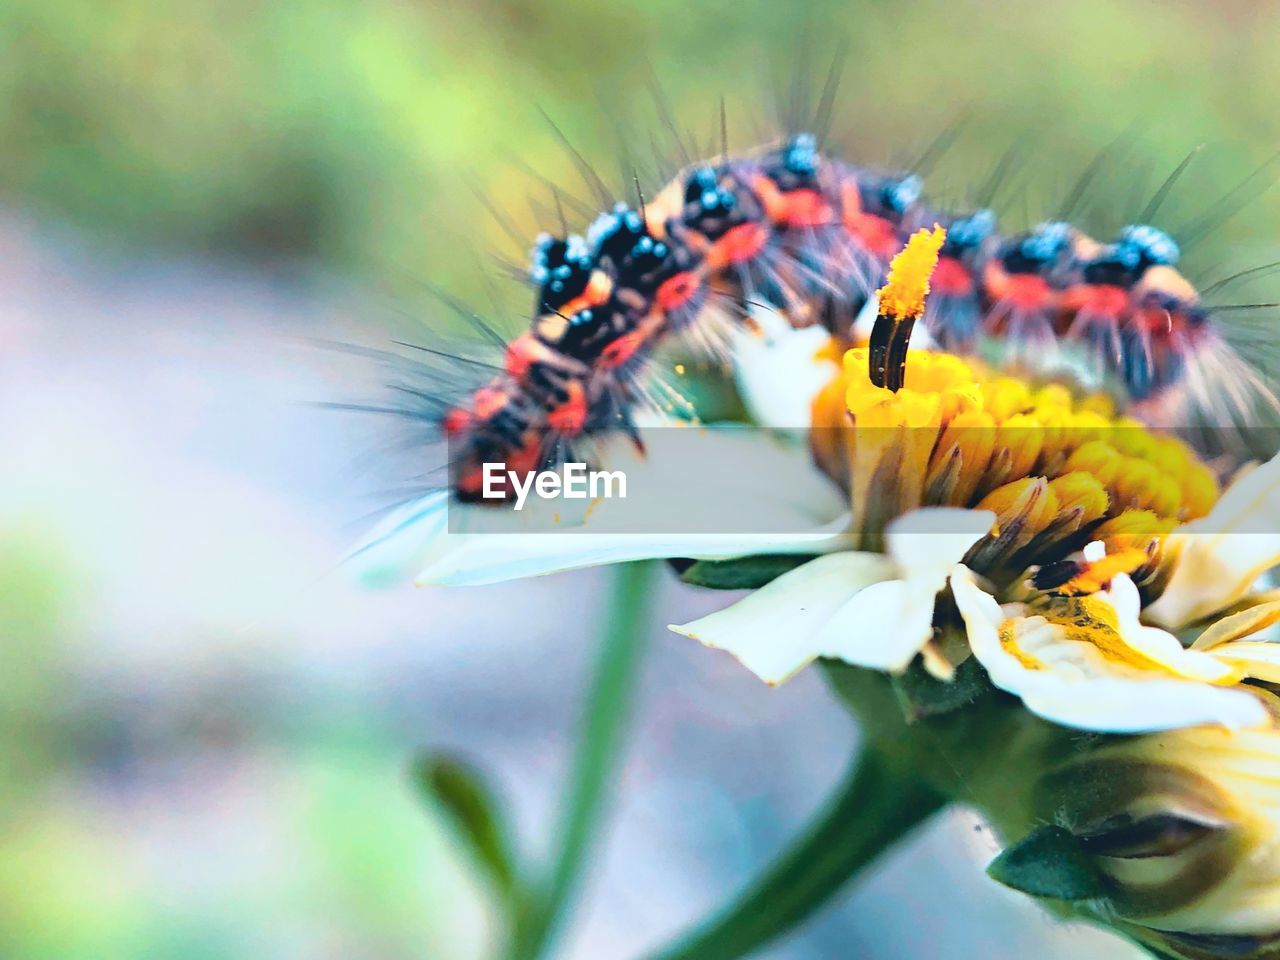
[391,129,1279,503]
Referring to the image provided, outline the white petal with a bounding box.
[668,552,894,684]
[346,491,450,588]
[1147,453,1280,628]
[418,519,855,587]
[1102,575,1237,683]
[808,509,992,673]
[1012,677,1266,733]
[951,568,1267,733]
[731,305,836,429]
[1103,572,1144,623]
[815,579,936,672]
[886,507,995,596]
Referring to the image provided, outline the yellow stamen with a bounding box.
[875,226,946,320]
[991,413,1043,486]
[981,377,1033,422]
[1093,509,1176,556]
[868,227,948,391]
[928,409,997,506]
[1062,440,1122,486]
[1047,472,1110,529]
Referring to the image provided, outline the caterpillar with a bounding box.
[411,131,1279,503]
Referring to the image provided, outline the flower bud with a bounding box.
[996,708,1280,959]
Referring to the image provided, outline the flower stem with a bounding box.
[646,746,946,960]
[509,559,658,960]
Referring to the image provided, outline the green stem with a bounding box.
[510,559,658,960]
[647,746,946,960]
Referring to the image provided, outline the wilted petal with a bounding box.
[1211,643,1280,685]
[669,552,894,684]
[1193,601,1280,650]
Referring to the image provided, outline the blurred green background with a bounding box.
[4,0,1279,299]
[2,1,1279,957]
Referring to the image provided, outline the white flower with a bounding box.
[667,508,993,684]
[1146,452,1280,629]
[950,566,1269,733]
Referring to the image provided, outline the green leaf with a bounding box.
[987,825,1111,901]
[892,655,994,723]
[679,554,814,590]
[414,754,518,899]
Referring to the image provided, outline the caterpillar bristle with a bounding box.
[358,117,1280,505]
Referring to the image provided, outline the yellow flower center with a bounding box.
[810,343,1220,584]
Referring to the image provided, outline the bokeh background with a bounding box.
[3,1,1280,956]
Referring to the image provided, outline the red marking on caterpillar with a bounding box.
[704,222,771,270]
[842,212,902,259]
[409,130,1278,503]
[986,269,1054,315]
[654,271,699,312]
[503,332,542,379]
[442,407,473,439]
[600,330,647,370]
[472,385,509,421]
[751,176,834,228]
[547,380,588,435]
[1062,283,1131,319]
[930,257,975,297]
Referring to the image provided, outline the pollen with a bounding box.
[875,225,946,320]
